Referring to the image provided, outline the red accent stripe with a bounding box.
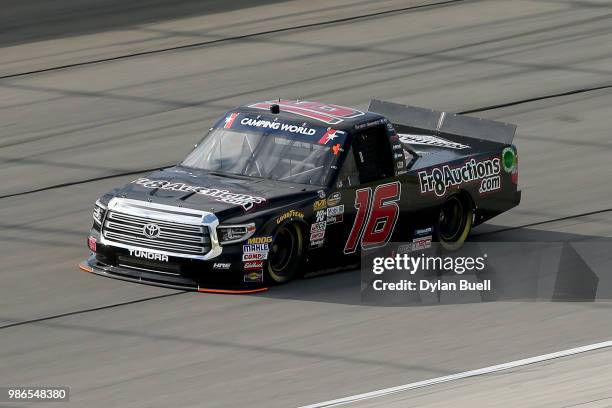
[78,263,93,273]
[224,112,239,129]
[318,128,335,144]
[197,287,268,294]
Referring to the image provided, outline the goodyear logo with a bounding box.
[276,210,304,224]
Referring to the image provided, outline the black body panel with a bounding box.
[84,99,521,289]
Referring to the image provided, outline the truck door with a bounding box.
[331,125,402,257]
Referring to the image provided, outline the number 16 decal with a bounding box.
[344,181,401,254]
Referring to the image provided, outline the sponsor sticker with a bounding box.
[243,252,268,261]
[326,192,341,207]
[240,117,317,136]
[418,158,501,197]
[310,221,326,233]
[244,260,264,270]
[213,263,231,270]
[412,235,432,251]
[397,243,412,254]
[327,205,344,217]
[315,210,326,223]
[247,236,273,245]
[310,230,325,241]
[327,214,344,225]
[244,270,263,283]
[398,133,470,150]
[243,244,269,253]
[276,210,304,224]
[396,235,432,254]
[88,236,97,252]
[313,199,327,211]
[310,239,325,248]
[414,227,433,237]
[132,177,266,211]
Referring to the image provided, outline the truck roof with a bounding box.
[236,99,385,132]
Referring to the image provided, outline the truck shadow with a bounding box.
[258,225,612,306]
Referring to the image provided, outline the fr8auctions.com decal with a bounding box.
[344,181,401,254]
[418,158,501,197]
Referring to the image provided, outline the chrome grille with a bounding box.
[103,211,210,256]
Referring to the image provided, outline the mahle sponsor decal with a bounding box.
[418,158,501,197]
[132,177,265,211]
[243,243,269,253]
[128,249,168,262]
[276,210,304,224]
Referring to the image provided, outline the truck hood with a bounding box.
[106,166,320,220]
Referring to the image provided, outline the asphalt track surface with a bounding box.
[1,0,611,406]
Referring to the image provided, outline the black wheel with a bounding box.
[437,195,472,251]
[266,223,304,284]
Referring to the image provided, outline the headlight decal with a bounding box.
[217,223,256,245]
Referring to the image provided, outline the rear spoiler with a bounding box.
[368,99,517,145]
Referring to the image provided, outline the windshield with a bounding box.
[181,113,347,186]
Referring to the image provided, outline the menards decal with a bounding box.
[132,177,266,210]
[418,158,501,197]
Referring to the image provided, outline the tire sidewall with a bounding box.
[437,195,473,251]
[266,223,304,284]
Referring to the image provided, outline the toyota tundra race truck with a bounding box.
[81,99,520,291]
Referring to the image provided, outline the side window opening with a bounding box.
[336,147,359,188]
[352,125,394,184]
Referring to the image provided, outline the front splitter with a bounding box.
[79,257,268,294]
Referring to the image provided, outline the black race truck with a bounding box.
[82,99,520,290]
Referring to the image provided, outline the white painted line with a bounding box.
[299,340,612,408]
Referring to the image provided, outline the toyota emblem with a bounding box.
[143,223,161,239]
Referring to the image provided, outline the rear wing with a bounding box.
[368,99,517,145]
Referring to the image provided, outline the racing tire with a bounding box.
[266,223,304,284]
[436,194,473,251]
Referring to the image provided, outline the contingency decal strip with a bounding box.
[299,340,612,408]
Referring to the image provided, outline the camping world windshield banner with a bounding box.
[217,112,347,146]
